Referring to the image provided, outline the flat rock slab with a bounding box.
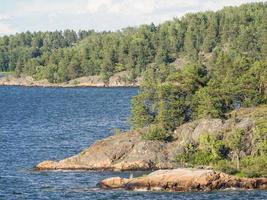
[99,168,267,192]
[35,131,178,171]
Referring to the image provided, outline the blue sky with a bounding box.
[0,0,264,35]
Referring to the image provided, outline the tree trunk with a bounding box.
[235,152,240,170]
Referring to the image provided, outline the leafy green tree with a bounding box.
[156,83,187,130]
[142,124,170,141]
[260,14,267,58]
[199,134,225,161]
[225,128,246,170]
[202,14,219,53]
[193,86,222,119]
[239,60,267,106]
[130,93,153,129]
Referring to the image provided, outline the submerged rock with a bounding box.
[99,168,267,192]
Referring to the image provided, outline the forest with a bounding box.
[0,2,266,84]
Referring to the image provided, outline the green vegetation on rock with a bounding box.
[142,124,171,141]
[174,106,267,177]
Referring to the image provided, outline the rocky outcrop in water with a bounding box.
[36,130,177,170]
[99,168,267,192]
[35,106,264,171]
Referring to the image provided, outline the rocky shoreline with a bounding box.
[35,105,267,192]
[0,72,140,88]
[99,168,267,192]
[35,108,260,171]
[35,129,177,171]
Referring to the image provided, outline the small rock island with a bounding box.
[99,168,267,192]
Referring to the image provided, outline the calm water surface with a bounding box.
[0,86,266,200]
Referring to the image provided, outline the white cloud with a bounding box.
[86,0,262,16]
[0,22,16,35]
[86,0,113,13]
[0,14,16,35]
[4,0,263,17]
[12,0,86,16]
[86,0,197,15]
[0,14,11,21]
[190,0,263,12]
[84,0,263,26]
[0,0,263,35]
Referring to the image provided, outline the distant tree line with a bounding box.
[0,2,266,84]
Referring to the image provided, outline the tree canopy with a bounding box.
[0,2,266,84]
[130,2,267,131]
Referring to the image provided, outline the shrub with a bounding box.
[142,124,171,141]
[213,160,239,175]
[199,134,227,160]
[176,143,196,166]
[240,156,267,177]
[176,134,227,167]
[191,151,216,165]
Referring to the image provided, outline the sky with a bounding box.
[0,0,264,36]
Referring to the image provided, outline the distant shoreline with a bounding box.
[0,73,140,88]
[0,84,140,89]
[0,84,140,88]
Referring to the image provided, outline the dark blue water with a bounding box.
[0,86,266,200]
